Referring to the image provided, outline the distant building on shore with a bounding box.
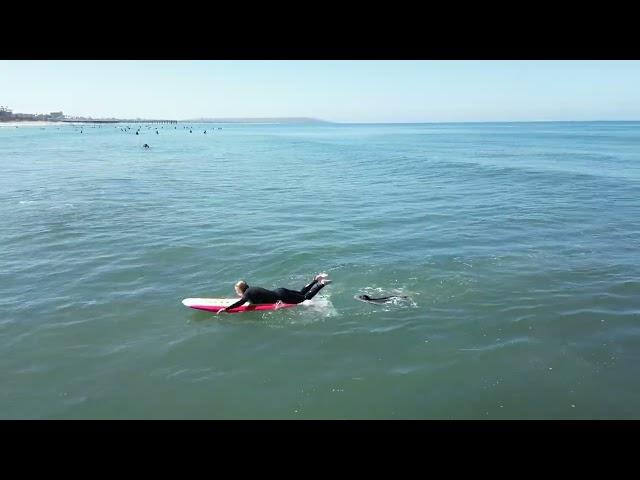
[0,106,67,122]
[0,106,15,120]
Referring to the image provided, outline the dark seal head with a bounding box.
[355,294,409,304]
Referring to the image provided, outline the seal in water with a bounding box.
[355,294,409,304]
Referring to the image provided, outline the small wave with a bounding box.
[47,203,75,210]
[61,394,89,407]
[460,336,532,352]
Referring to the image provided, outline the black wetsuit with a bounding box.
[225,279,326,310]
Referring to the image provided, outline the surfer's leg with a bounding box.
[303,282,326,300]
[299,279,318,296]
[274,288,306,304]
[299,273,329,295]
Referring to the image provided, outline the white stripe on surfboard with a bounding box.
[182,298,241,307]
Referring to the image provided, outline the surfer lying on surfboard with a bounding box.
[217,273,332,314]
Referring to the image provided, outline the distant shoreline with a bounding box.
[0,117,331,125]
[2,119,639,128]
[0,121,67,128]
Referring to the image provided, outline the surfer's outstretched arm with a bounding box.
[219,294,249,314]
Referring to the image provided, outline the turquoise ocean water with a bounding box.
[1,121,639,419]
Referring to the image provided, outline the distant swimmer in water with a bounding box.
[143,144,150,148]
[156,130,159,134]
[204,130,207,134]
[217,274,332,314]
[355,294,409,304]
[136,131,139,135]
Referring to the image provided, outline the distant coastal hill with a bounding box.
[185,117,331,124]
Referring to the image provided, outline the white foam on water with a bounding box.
[303,295,338,318]
[264,295,338,326]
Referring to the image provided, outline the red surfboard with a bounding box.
[181,298,297,314]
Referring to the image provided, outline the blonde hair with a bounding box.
[235,280,248,293]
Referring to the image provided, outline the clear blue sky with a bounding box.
[1,61,640,122]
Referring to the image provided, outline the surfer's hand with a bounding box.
[217,308,226,315]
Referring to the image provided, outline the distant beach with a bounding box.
[0,121,66,128]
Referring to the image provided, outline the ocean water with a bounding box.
[1,121,640,419]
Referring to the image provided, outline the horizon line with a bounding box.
[154,117,640,124]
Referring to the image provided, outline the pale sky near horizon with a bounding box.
[1,60,640,122]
